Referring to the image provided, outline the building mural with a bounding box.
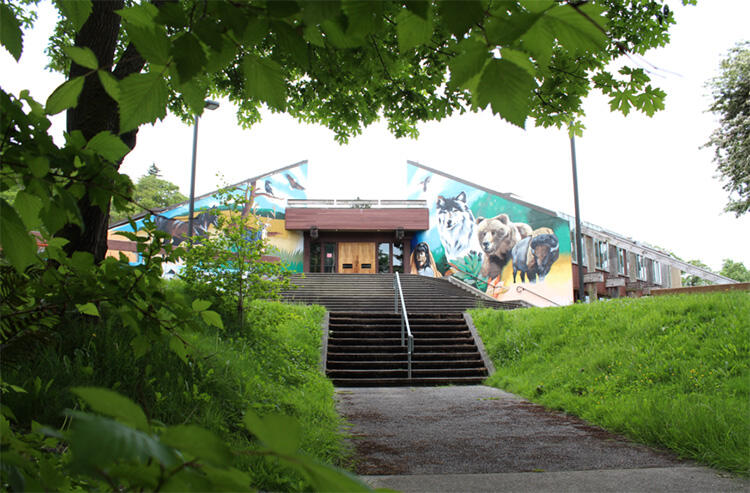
[108,161,308,273]
[406,162,573,307]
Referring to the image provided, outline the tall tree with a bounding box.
[682,259,714,287]
[109,165,187,223]
[719,259,750,282]
[705,41,750,217]
[1,0,690,266]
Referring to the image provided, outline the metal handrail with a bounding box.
[393,273,413,379]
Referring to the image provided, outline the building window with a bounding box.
[323,243,336,273]
[635,254,646,280]
[377,242,390,273]
[310,242,321,272]
[392,242,404,273]
[571,230,587,266]
[594,239,608,271]
[652,260,662,284]
[616,247,626,275]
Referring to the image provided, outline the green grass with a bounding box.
[470,291,750,475]
[2,298,348,491]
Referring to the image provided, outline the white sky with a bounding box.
[2,1,749,271]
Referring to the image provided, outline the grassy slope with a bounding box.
[470,292,750,475]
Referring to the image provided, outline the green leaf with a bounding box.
[476,59,537,128]
[395,8,433,52]
[171,32,206,83]
[169,336,188,364]
[285,455,372,493]
[177,78,209,114]
[116,3,159,28]
[501,48,535,76]
[545,3,607,55]
[485,11,543,46]
[123,21,170,65]
[243,409,301,455]
[118,71,168,133]
[71,387,149,432]
[56,0,93,31]
[302,0,341,25]
[200,310,224,330]
[192,299,211,312]
[273,21,308,68]
[27,155,50,178]
[447,38,490,91]
[130,334,150,359]
[12,190,41,227]
[85,131,130,163]
[303,25,325,47]
[98,70,121,102]
[405,0,429,20]
[242,55,286,110]
[63,46,98,69]
[198,465,253,492]
[71,250,95,271]
[75,303,100,318]
[0,198,38,271]
[66,411,178,473]
[13,190,43,230]
[45,76,85,115]
[438,0,484,37]
[160,425,232,466]
[0,3,23,61]
[342,0,383,36]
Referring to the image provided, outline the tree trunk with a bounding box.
[58,0,144,261]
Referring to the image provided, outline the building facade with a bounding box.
[107,160,731,307]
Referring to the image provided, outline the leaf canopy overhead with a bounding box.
[30,0,687,140]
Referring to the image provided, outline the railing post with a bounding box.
[393,275,398,314]
[408,336,413,379]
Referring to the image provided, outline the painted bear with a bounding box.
[476,214,532,279]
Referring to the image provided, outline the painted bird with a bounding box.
[419,174,431,192]
[285,173,305,190]
[264,180,274,196]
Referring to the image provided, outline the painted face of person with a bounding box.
[417,251,427,267]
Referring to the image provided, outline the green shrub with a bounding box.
[471,292,750,475]
[2,299,351,491]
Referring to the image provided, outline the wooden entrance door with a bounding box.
[338,242,376,274]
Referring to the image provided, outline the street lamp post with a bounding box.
[570,134,586,302]
[187,100,219,239]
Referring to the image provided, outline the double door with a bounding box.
[338,242,376,274]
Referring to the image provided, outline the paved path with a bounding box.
[335,386,748,492]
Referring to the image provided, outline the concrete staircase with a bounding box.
[281,273,511,386]
[281,273,518,312]
[326,312,488,386]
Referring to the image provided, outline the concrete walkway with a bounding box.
[335,386,748,492]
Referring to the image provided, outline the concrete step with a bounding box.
[330,376,487,387]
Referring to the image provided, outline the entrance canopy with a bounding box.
[285,199,429,231]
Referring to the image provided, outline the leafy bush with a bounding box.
[2,294,358,491]
[180,190,292,329]
[471,292,750,475]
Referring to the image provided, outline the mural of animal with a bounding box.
[476,214,532,279]
[410,242,442,278]
[285,173,305,190]
[154,210,218,245]
[155,215,189,244]
[436,192,483,262]
[192,210,219,236]
[511,228,560,283]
